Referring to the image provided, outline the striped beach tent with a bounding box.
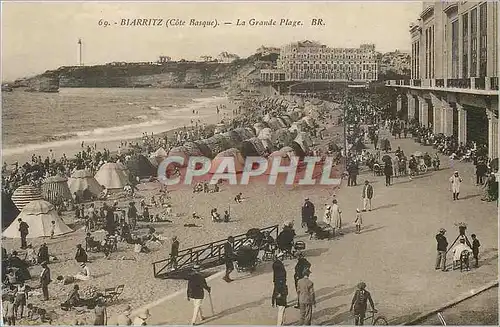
[11,185,43,211]
[41,176,73,204]
[68,169,103,199]
[3,200,73,239]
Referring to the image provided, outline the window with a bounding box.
[470,8,477,77]
[479,3,487,77]
[462,13,469,78]
[451,20,459,78]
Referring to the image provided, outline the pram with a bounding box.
[235,245,260,272]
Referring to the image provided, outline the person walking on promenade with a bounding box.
[293,252,311,309]
[354,209,363,234]
[18,219,29,249]
[361,181,373,212]
[332,199,342,235]
[40,262,51,301]
[272,278,288,326]
[170,236,179,270]
[350,282,376,326]
[223,236,235,283]
[471,234,481,268]
[187,265,211,325]
[297,269,315,326]
[273,252,287,285]
[449,171,463,200]
[384,161,393,186]
[435,228,448,272]
[301,198,315,229]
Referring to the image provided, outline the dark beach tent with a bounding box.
[183,142,205,157]
[198,134,233,158]
[209,148,246,174]
[274,128,295,147]
[279,115,293,127]
[240,137,267,158]
[276,117,289,128]
[2,191,19,229]
[11,185,43,211]
[68,169,102,201]
[41,176,73,204]
[126,155,157,179]
[193,141,213,158]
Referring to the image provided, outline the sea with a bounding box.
[1,87,228,161]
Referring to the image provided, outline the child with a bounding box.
[354,209,363,234]
[50,221,56,239]
[471,234,481,268]
[3,295,15,325]
[234,193,242,204]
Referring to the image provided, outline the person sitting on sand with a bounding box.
[75,244,88,263]
[134,240,150,254]
[142,207,150,222]
[165,205,172,217]
[74,263,91,281]
[203,182,209,193]
[192,212,201,219]
[234,193,243,203]
[26,303,50,323]
[211,208,222,222]
[150,196,157,207]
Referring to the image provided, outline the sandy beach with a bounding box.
[2,93,344,325]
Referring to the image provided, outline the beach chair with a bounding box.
[103,284,125,304]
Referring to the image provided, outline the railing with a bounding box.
[447,78,471,89]
[152,224,280,278]
[491,77,499,90]
[403,79,410,86]
[435,79,444,87]
[413,79,421,87]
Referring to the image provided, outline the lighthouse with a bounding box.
[77,38,83,66]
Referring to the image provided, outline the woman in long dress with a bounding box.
[332,199,342,233]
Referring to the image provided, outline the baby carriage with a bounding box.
[235,245,260,272]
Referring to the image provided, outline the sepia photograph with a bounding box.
[1,0,498,325]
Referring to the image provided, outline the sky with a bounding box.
[1,1,422,81]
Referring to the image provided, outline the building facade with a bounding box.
[388,1,498,159]
[273,40,378,82]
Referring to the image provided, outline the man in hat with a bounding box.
[170,236,179,270]
[40,262,51,301]
[449,171,463,200]
[223,236,235,283]
[116,305,133,325]
[273,252,287,285]
[187,265,211,325]
[127,202,137,230]
[361,181,373,212]
[294,252,311,309]
[301,198,315,229]
[435,228,448,271]
[350,282,376,326]
[18,218,29,249]
[297,269,315,325]
[132,309,150,326]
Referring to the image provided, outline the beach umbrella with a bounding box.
[68,169,103,200]
[126,155,157,179]
[41,176,73,204]
[11,185,43,211]
[94,163,130,190]
[3,200,73,239]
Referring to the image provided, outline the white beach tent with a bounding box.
[68,169,103,198]
[94,162,129,190]
[3,200,73,239]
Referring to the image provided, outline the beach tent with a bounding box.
[265,149,299,175]
[268,118,286,130]
[183,142,205,157]
[94,162,129,190]
[11,185,43,211]
[258,128,273,141]
[2,191,20,228]
[3,200,73,239]
[68,169,103,200]
[41,176,73,204]
[240,137,268,157]
[198,134,233,158]
[279,115,293,127]
[150,147,169,165]
[274,128,296,147]
[253,123,268,137]
[290,132,313,158]
[193,141,213,158]
[126,155,157,179]
[301,116,316,128]
[209,148,246,174]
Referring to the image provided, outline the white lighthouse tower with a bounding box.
[77,38,83,66]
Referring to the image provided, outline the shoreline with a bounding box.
[2,90,236,164]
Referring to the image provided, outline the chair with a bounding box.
[103,284,124,303]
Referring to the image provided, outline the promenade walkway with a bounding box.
[122,132,498,325]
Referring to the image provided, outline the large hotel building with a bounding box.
[260,40,378,82]
[387,1,498,159]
